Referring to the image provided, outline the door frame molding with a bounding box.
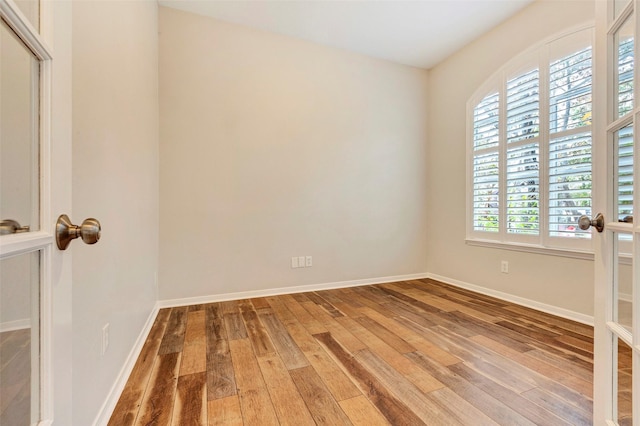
[0,0,56,423]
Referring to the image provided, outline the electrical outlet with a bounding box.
[501,261,509,274]
[292,255,312,268]
[102,323,110,356]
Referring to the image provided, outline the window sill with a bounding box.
[465,238,595,261]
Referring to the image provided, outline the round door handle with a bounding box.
[0,219,30,235]
[56,214,101,250]
[578,213,604,233]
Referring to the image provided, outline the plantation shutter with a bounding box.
[616,38,634,222]
[472,93,500,232]
[506,70,539,235]
[617,124,634,221]
[618,37,634,117]
[548,47,592,238]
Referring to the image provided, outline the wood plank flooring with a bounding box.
[0,328,31,425]
[109,278,622,425]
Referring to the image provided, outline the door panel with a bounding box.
[616,232,633,331]
[0,18,39,234]
[616,15,634,119]
[0,251,39,425]
[0,0,72,424]
[0,10,42,424]
[618,336,633,425]
[595,0,640,424]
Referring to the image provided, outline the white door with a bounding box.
[0,0,72,425]
[594,0,640,424]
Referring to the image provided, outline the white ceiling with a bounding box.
[159,0,534,69]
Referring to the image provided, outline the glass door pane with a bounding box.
[617,124,634,221]
[597,0,640,424]
[617,336,633,425]
[0,251,40,425]
[614,232,633,331]
[616,15,634,118]
[0,19,40,234]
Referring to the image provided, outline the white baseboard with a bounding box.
[92,304,160,426]
[158,272,430,308]
[0,318,30,333]
[427,273,594,326]
[159,272,594,326]
[619,292,632,303]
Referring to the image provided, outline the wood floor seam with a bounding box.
[106,278,619,426]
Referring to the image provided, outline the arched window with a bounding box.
[467,26,611,252]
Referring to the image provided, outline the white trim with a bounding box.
[40,246,52,422]
[466,238,595,260]
[0,232,51,258]
[158,271,594,326]
[0,318,30,332]
[426,272,594,326]
[593,0,615,421]
[0,0,52,60]
[607,111,633,133]
[0,1,57,423]
[607,320,632,346]
[619,291,633,303]
[91,305,160,426]
[158,273,431,309]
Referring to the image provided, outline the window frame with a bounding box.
[466,24,596,255]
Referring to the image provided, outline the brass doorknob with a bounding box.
[56,214,101,250]
[578,213,605,233]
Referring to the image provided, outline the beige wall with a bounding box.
[65,2,607,421]
[158,7,429,301]
[427,0,595,317]
[72,1,159,424]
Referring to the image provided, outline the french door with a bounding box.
[0,0,71,425]
[594,0,640,424]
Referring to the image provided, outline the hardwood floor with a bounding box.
[109,278,619,425]
[0,328,31,425]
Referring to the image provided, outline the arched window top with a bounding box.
[469,24,595,111]
[467,24,601,253]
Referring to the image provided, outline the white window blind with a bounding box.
[506,70,540,235]
[549,47,592,133]
[473,93,500,150]
[548,133,592,238]
[548,46,592,238]
[617,124,634,221]
[618,37,634,117]
[473,152,499,232]
[472,93,500,233]
[507,70,540,143]
[616,36,634,224]
[506,144,539,235]
[468,28,596,251]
